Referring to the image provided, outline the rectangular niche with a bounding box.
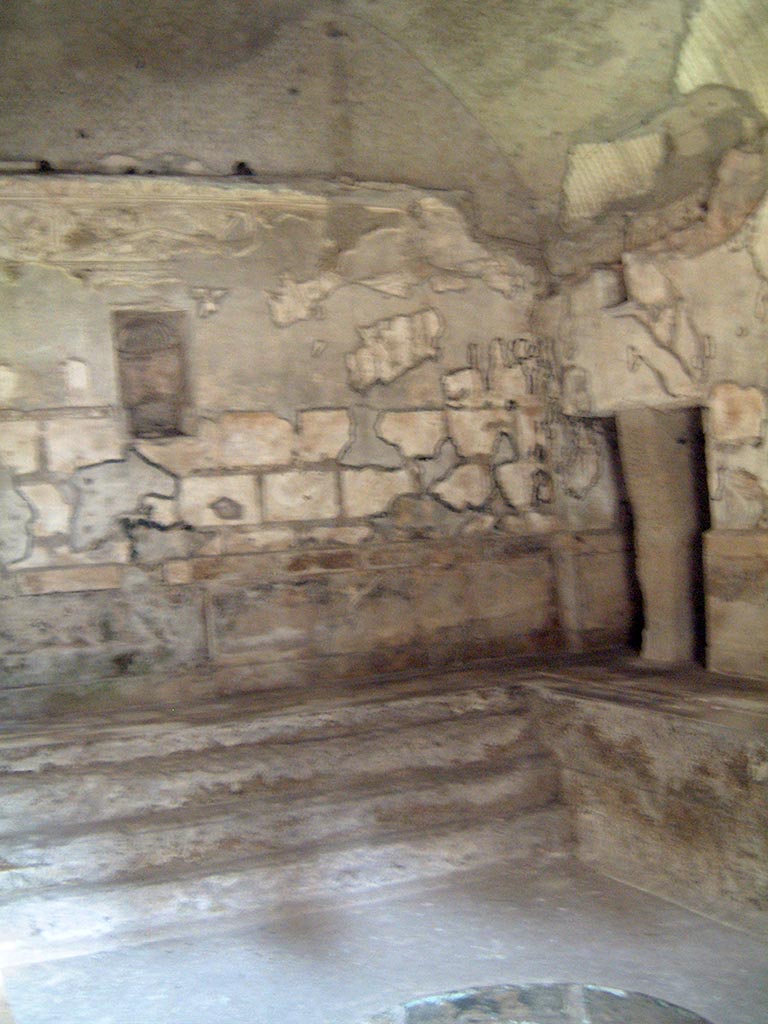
[113,310,189,438]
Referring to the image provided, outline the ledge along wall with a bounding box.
[0,175,639,715]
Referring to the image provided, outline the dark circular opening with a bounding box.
[365,984,713,1024]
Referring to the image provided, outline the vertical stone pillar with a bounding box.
[616,407,703,664]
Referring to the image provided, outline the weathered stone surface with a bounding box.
[70,451,177,549]
[446,409,512,457]
[45,417,123,475]
[218,412,293,468]
[496,461,536,510]
[180,475,260,528]
[622,253,675,306]
[136,419,221,476]
[263,470,338,521]
[0,464,32,565]
[566,268,625,316]
[377,410,446,458]
[294,409,350,462]
[339,407,402,470]
[706,529,768,678]
[417,439,459,491]
[298,525,373,547]
[708,383,765,445]
[0,420,39,474]
[17,565,124,595]
[432,465,491,510]
[346,309,443,392]
[341,468,413,517]
[219,528,296,554]
[19,483,71,537]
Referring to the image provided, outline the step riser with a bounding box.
[0,766,559,891]
[0,809,571,966]
[0,686,526,772]
[1,715,541,831]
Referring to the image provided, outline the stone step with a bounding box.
[0,761,558,892]
[0,807,570,965]
[0,702,539,833]
[0,674,523,772]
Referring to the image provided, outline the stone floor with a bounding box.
[4,856,766,1024]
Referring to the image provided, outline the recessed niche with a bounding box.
[113,310,189,439]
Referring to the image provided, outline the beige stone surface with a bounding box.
[19,483,71,536]
[218,413,293,468]
[432,465,492,511]
[496,462,536,510]
[17,564,124,594]
[299,525,373,546]
[447,409,512,457]
[294,410,350,462]
[179,475,260,528]
[708,383,765,445]
[340,468,413,517]
[263,470,338,522]
[219,528,296,554]
[0,420,39,474]
[377,411,447,458]
[136,420,221,476]
[45,418,123,475]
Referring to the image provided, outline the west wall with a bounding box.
[0,175,635,716]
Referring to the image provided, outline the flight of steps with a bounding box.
[0,670,570,965]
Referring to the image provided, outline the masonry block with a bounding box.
[45,418,123,475]
[218,412,293,468]
[179,475,260,527]
[295,410,350,462]
[0,420,39,474]
[263,470,338,521]
[340,468,413,517]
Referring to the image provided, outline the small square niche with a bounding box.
[113,310,189,439]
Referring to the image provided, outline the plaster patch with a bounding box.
[71,450,178,549]
[346,309,443,392]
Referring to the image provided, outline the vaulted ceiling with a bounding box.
[0,0,766,245]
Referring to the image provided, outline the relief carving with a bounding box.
[190,287,229,318]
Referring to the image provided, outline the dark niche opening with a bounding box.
[113,310,189,439]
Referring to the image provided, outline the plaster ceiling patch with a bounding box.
[676,0,768,118]
[563,132,667,224]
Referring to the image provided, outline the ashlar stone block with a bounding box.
[709,383,765,445]
[263,470,338,521]
[295,410,350,462]
[218,412,293,468]
[377,411,447,458]
[340,468,413,517]
[180,475,260,528]
[447,408,513,457]
[432,464,492,510]
[0,419,39,474]
[496,461,536,510]
[45,417,123,475]
[19,483,70,536]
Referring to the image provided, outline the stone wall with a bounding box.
[540,161,768,678]
[0,175,635,714]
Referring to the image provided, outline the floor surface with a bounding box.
[4,856,767,1024]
